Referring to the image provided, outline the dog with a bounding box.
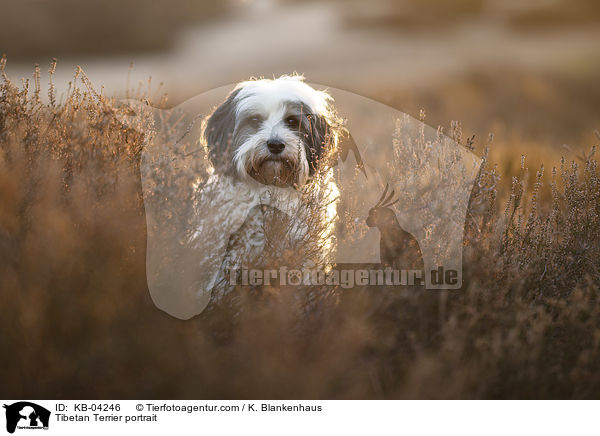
[189,75,344,310]
[203,74,341,188]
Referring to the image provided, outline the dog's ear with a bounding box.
[307,115,366,178]
[306,113,332,176]
[203,88,241,170]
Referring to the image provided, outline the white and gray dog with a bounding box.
[203,74,340,188]
[189,75,343,309]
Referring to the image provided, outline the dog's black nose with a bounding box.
[267,139,285,154]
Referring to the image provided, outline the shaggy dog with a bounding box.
[189,75,343,309]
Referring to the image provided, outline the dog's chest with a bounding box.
[223,204,297,268]
[225,205,267,266]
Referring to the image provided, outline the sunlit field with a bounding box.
[2,0,600,399]
[1,50,599,399]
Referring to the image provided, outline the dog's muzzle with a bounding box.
[249,153,297,187]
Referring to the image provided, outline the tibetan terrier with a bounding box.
[192,75,343,309]
[203,74,341,188]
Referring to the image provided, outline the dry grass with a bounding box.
[1,59,599,399]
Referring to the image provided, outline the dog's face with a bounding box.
[203,76,337,188]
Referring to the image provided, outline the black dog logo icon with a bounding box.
[3,402,50,433]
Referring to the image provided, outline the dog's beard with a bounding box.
[235,136,308,188]
[247,155,297,187]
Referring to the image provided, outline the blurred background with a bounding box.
[2,0,600,153]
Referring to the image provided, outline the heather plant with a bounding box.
[1,59,599,399]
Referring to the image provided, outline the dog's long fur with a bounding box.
[193,75,342,306]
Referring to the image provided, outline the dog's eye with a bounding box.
[285,116,300,127]
[247,115,262,126]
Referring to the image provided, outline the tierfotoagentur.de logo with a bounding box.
[3,402,50,434]
[132,80,481,320]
